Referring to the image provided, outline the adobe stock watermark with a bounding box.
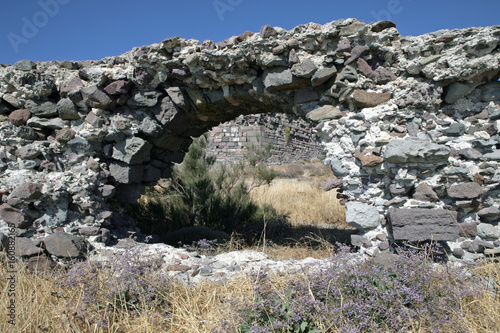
[213,0,243,22]
[7,0,71,54]
[370,0,411,22]
[6,223,17,326]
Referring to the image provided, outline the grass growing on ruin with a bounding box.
[1,247,500,333]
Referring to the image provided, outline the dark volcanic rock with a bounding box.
[81,85,116,110]
[0,204,33,228]
[43,232,90,258]
[371,20,396,33]
[260,24,277,39]
[388,208,459,241]
[104,80,132,95]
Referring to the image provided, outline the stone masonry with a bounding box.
[206,113,324,164]
[0,19,499,264]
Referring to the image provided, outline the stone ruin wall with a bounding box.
[206,113,324,164]
[0,18,499,263]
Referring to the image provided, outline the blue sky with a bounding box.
[1,0,498,65]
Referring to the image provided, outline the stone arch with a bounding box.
[1,19,500,259]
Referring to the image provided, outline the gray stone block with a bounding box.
[384,139,450,164]
[387,208,459,241]
[112,137,152,165]
[109,163,144,184]
[477,223,500,240]
[346,201,380,231]
[447,182,482,199]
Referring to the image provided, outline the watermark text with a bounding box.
[7,0,71,54]
[213,0,243,22]
[6,223,16,325]
[371,0,411,22]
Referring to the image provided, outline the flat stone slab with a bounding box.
[388,208,459,241]
[384,139,450,164]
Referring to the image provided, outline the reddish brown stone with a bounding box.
[413,183,439,202]
[0,204,32,228]
[9,109,31,126]
[104,80,132,95]
[60,77,84,98]
[27,254,57,274]
[167,264,191,272]
[359,149,384,167]
[272,45,285,55]
[474,174,485,185]
[86,159,100,170]
[357,58,375,80]
[55,128,76,143]
[458,222,477,238]
[78,227,100,236]
[234,31,254,44]
[374,67,397,84]
[8,183,43,203]
[323,178,343,191]
[353,90,392,108]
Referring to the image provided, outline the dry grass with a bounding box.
[250,179,347,227]
[0,256,253,333]
[2,253,500,333]
[269,159,332,181]
[463,260,500,332]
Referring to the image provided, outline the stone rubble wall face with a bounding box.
[0,18,499,261]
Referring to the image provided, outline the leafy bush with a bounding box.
[131,134,280,243]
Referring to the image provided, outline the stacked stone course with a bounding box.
[206,113,324,164]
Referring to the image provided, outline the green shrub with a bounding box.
[130,134,281,243]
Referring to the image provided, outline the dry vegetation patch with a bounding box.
[3,249,499,332]
[250,179,346,227]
